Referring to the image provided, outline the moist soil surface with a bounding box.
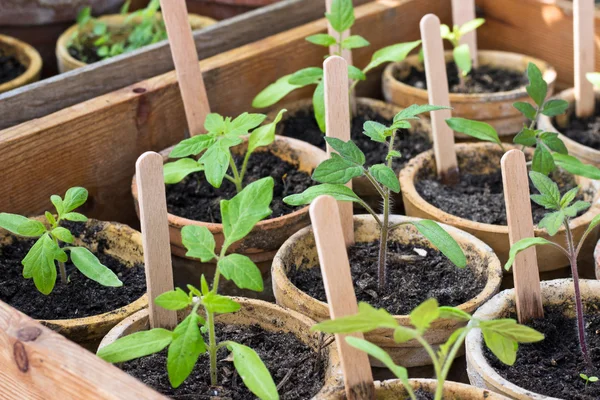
[119,323,326,399]
[396,61,528,94]
[415,167,582,225]
[0,221,146,319]
[558,103,600,150]
[0,50,26,85]
[278,103,432,170]
[289,241,486,315]
[485,306,600,400]
[166,151,315,223]
[68,46,102,64]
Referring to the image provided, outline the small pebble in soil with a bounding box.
[0,50,26,85]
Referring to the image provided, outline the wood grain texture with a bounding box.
[310,196,374,400]
[420,14,459,184]
[452,0,478,68]
[0,300,166,400]
[324,56,354,246]
[574,0,596,117]
[500,150,544,322]
[135,152,177,330]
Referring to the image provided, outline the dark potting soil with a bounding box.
[68,45,102,64]
[0,50,26,85]
[278,104,432,170]
[165,152,315,223]
[558,102,600,150]
[396,61,528,94]
[415,167,582,226]
[0,221,146,319]
[485,306,600,400]
[119,323,326,399]
[288,241,486,315]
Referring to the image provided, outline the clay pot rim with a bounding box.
[56,12,217,70]
[131,135,326,233]
[0,34,42,93]
[465,278,600,400]
[383,50,557,103]
[272,214,503,326]
[399,142,600,235]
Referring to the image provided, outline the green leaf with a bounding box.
[348,65,366,81]
[479,319,545,343]
[440,24,451,39]
[181,225,216,262]
[163,159,204,184]
[393,326,418,343]
[553,153,600,180]
[342,35,370,49]
[252,74,302,108]
[391,120,411,130]
[529,171,560,204]
[387,150,402,160]
[288,67,323,86]
[168,313,205,388]
[248,109,285,153]
[51,195,64,216]
[541,99,569,117]
[532,144,556,175]
[364,40,422,73]
[453,44,472,75]
[204,113,225,133]
[63,212,88,222]
[587,72,600,87]
[93,22,107,36]
[409,298,440,333]
[202,292,241,314]
[313,302,398,333]
[513,102,537,120]
[505,237,554,270]
[538,210,564,236]
[363,121,387,143]
[513,127,538,147]
[120,0,131,14]
[438,306,472,321]
[482,329,518,366]
[313,154,364,185]
[97,328,173,363]
[410,220,466,268]
[51,227,73,243]
[530,193,559,210]
[313,80,326,132]
[564,201,590,217]
[63,187,88,213]
[187,284,202,299]
[458,18,485,35]
[526,62,547,107]
[201,274,210,295]
[155,288,191,310]
[540,132,568,154]
[169,134,216,158]
[306,33,337,47]
[369,164,400,193]
[325,137,365,165]
[199,140,235,188]
[325,0,355,33]
[446,118,500,145]
[218,254,263,291]
[230,112,267,134]
[77,7,91,26]
[284,184,362,206]
[0,213,46,237]
[560,187,579,207]
[70,247,123,287]
[221,177,273,246]
[45,212,56,226]
[346,337,409,380]
[394,104,450,121]
[226,342,279,400]
[22,234,58,295]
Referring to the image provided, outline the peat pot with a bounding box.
[382,50,557,137]
[271,214,503,367]
[595,238,600,279]
[0,218,147,348]
[132,135,328,262]
[465,278,600,399]
[56,12,216,73]
[0,34,42,94]
[399,143,600,271]
[98,297,344,399]
[538,88,600,168]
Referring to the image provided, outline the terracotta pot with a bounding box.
[271,214,503,367]
[594,238,600,279]
[98,297,344,399]
[538,88,600,168]
[0,34,42,94]
[0,217,147,349]
[132,135,327,262]
[56,12,216,73]
[382,50,557,137]
[465,278,600,399]
[399,143,600,271]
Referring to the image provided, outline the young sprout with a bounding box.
[586,72,600,88]
[314,298,544,400]
[98,178,279,399]
[163,110,285,193]
[0,187,122,295]
[505,171,600,365]
[446,62,600,179]
[252,0,421,131]
[580,373,599,388]
[439,19,485,89]
[284,105,466,291]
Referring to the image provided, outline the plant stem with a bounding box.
[437,327,470,400]
[239,150,252,185]
[228,156,243,193]
[53,235,68,284]
[377,190,389,291]
[207,310,218,386]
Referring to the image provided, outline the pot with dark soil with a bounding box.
[399,143,600,271]
[466,279,600,400]
[0,34,41,93]
[271,214,502,367]
[382,51,557,137]
[98,297,344,399]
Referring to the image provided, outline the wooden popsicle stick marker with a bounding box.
[136,152,178,329]
[420,14,459,185]
[310,196,374,400]
[501,150,544,322]
[574,0,596,117]
[160,0,211,136]
[324,56,354,246]
[452,0,479,68]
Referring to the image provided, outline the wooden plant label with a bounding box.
[310,195,374,400]
[452,0,479,68]
[574,0,596,117]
